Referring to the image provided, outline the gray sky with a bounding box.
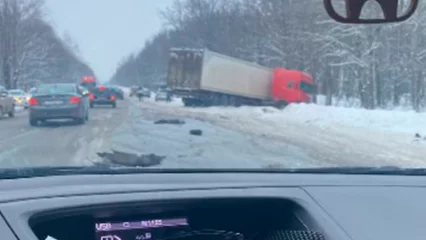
[44,0,172,82]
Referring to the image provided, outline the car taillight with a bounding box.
[89,93,95,101]
[70,96,80,104]
[110,95,116,101]
[29,97,39,105]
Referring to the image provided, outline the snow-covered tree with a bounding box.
[111,0,426,111]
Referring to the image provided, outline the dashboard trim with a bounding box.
[0,187,350,240]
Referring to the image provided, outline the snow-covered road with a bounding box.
[110,100,319,168]
[130,97,426,168]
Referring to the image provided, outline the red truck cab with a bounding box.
[271,68,316,105]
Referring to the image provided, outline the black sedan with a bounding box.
[89,86,117,108]
[28,83,90,126]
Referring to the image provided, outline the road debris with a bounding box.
[154,119,185,125]
[97,150,165,167]
[189,129,203,136]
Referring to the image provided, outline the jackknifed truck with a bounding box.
[167,48,316,108]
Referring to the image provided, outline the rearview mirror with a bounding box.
[324,0,418,24]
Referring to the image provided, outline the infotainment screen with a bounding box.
[95,218,189,240]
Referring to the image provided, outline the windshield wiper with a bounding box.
[0,165,425,180]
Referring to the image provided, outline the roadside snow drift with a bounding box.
[158,101,426,136]
[273,104,426,136]
[135,100,426,167]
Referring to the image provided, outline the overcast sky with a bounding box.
[44,0,172,82]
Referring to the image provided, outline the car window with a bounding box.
[92,87,113,95]
[9,91,23,95]
[300,82,316,94]
[37,84,76,94]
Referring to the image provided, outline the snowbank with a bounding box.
[280,103,426,135]
[315,94,414,111]
[179,103,426,136]
[140,93,426,136]
[136,98,426,166]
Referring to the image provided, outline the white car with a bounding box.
[0,86,15,117]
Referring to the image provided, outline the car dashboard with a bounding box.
[0,172,424,240]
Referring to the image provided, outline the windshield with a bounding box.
[92,87,113,95]
[300,82,316,94]
[0,0,423,177]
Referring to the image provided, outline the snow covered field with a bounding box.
[135,95,426,167]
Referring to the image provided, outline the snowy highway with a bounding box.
[0,102,129,168]
[0,97,318,169]
[1,95,425,169]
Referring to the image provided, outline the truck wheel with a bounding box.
[275,101,288,109]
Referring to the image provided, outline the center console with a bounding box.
[95,217,189,240]
[30,198,325,240]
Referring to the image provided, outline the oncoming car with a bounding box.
[28,83,90,126]
[8,89,30,108]
[89,85,117,108]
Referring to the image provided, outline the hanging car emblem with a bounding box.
[323,0,418,24]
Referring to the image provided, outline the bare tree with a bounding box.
[0,0,94,89]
